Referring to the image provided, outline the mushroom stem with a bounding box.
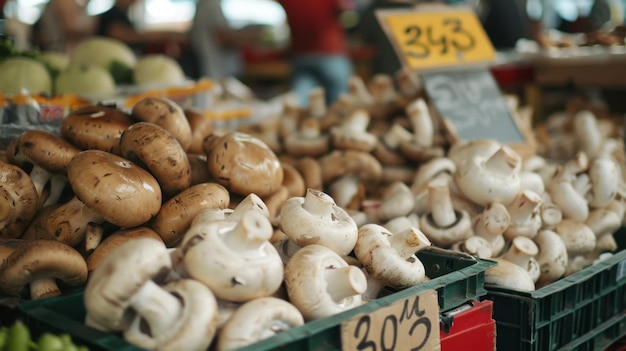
[485,147,520,176]
[29,165,52,198]
[343,110,370,133]
[428,184,456,228]
[42,175,67,207]
[406,99,434,147]
[387,227,431,259]
[85,222,104,254]
[507,191,542,224]
[473,203,509,256]
[572,174,592,198]
[300,118,322,139]
[222,210,273,257]
[129,280,182,335]
[30,278,62,299]
[383,124,413,149]
[540,203,563,229]
[309,88,326,118]
[47,197,107,247]
[302,189,335,219]
[228,194,270,221]
[324,266,367,303]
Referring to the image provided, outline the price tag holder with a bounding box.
[340,289,441,351]
[375,5,496,71]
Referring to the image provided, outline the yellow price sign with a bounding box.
[376,6,496,71]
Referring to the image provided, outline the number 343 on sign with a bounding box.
[376,7,496,70]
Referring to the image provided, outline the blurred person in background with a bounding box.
[32,0,97,52]
[278,0,354,107]
[189,0,264,80]
[97,0,189,57]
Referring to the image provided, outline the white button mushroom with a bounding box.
[587,156,620,209]
[216,297,304,351]
[85,238,175,332]
[454,145,523,207]
[330,109,378,152]
[501,236,541,283]
[354,224,431,297]
[182,210,283,302]
[472,203,510,256]
[504,190,543,240]
[419,184,472,247]
[124,279,219,351]
[485,258,535,292]
[534,229,568,287]
[284,244,367,320]
[279,189,358,256]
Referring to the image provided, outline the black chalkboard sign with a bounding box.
[421,68,525,143]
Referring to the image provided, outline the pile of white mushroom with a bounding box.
[1,72,625,350]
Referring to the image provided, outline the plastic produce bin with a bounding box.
[439,300,496,351]
[19,248,495,351]
[485,248,626,351]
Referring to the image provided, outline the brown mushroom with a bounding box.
[119,122,192,197]
[203,132,283,198]
[281,162,306,198]
[151,182,230,247]
[184,108,214,155]
[47,150,162,247]
[131,96,192,151]
[0,161,39,238]
[61,104,133,155]
[10,130,80,206]
[318,150,383,184]
[0,239,87,299]
[188,154,213,186]
[21,204,62,240]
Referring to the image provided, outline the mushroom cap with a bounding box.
[318,150,383,184]
[554,219,596,255]
[119,122,192,197]
[0,161,39,238]
[353,224,427,288]
[125,279,219,351]
[183,210,284,302]
[534,229,568,286]
[0,239,87,296]
[67,149,162,228]
[131,97,192,151]
[86,227,163,274]
[454,146,522,207]
[61,104,133,154]
[485,258,535,291]
[84,237,171,331]
[284,244,365,321]
[12,130,80,174]
[216,297,304,351]
[204,132,283,198]
[447,139,502,168]
[279,189,358,256]
[151,182,230,247]
[283,134,330,158]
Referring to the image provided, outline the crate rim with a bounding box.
[19,248,497,351]
[485,249,626,298]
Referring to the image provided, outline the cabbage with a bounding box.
[133,54,186,86]
[0,57,52,95]
[55,64,116,96]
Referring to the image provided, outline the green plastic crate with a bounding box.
[19,248,495,351]
[485,248,626,351]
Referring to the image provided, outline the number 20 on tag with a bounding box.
[340,289,441,351]
[376,7,496,70]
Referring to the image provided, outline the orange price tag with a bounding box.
[376,6,496,71]
[341,289,440,351]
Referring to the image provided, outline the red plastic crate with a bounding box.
[440,300,496,351]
